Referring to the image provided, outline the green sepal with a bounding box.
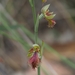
[27,52,33,57]
[41,4,50,13]
[45,14,56,19]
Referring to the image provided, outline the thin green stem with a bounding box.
[32,0,36,24]
[32,0,37,24]
[38,66,41,75]
[29,1,44,75]
[34,15,39,43]
[34,14,43,44]
[29,0,40,75]
[29,0,36,24]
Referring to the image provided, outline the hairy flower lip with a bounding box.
[48,19,56,27]
[29,52,40,69]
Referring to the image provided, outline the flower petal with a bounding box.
[41,4,50,13]
[45,14,56,19]
[33,44,40,52]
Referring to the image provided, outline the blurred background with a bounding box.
[0,0,75,75]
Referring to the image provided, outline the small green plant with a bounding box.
[28,0,56,75]
[1,1,75,75]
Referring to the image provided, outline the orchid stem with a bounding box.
[34,15,39,43]
[38,66,41,75]
[29,0,44,75]
[34,14,43,44]
[29,0,36,24]
[29,0,40,75]
[32,0,36,24]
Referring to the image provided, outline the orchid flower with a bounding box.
[28,44,41,69]
[41,4,56,28]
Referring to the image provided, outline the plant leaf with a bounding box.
[0,25,20,31]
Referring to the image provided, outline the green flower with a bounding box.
[28,44,41,69]
[41,4,56,28]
